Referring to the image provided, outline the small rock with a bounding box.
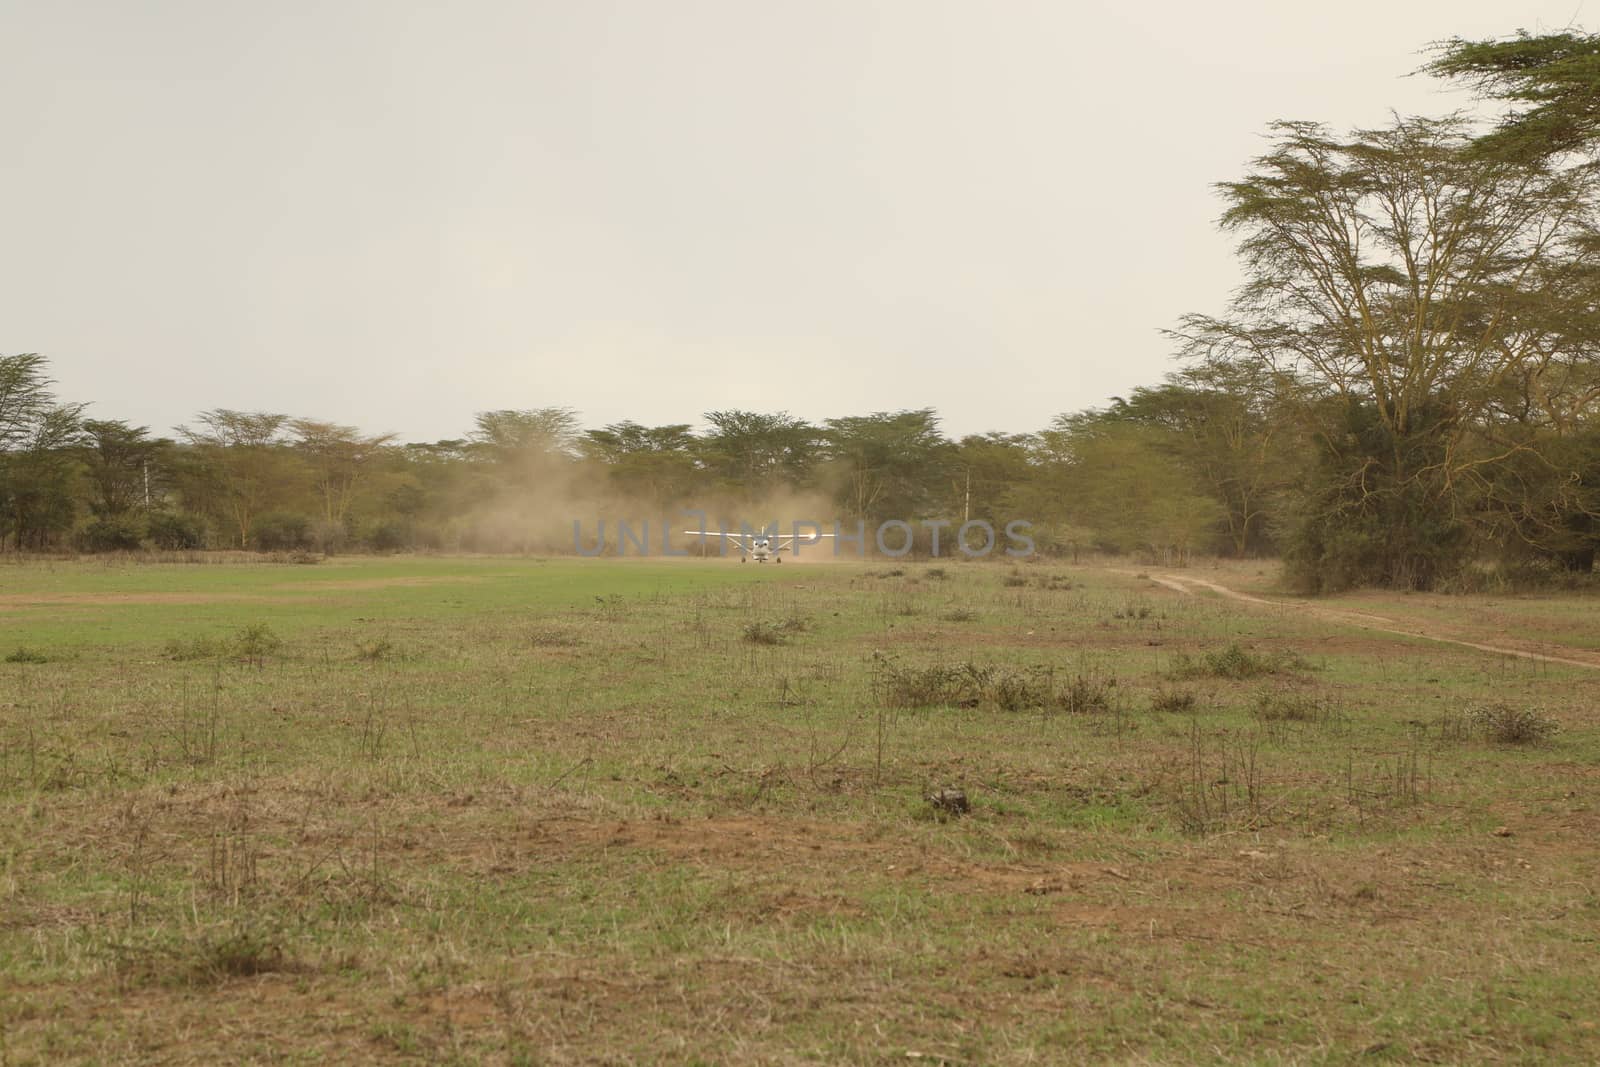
[927,787,969,815]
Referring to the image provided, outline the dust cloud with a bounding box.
[432,459,843,559]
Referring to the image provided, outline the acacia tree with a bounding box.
[1177,116,1600,589]
[820,410,949,525]
[580,421,701,508]
[290,419,396,535]
[1423,28,1600,572]
[1426,30,1600,163]
[471,408,578,460]
[947,432,1034,527]
[1027,412,1224,564]
[698,411,818,500]
[0,354,52,449]
[0,354,84,550]
[177,410,298,548]
[81,420,168,518]
[468,408,580,498]
[1104,364,1300,557]
[5,407,85,549]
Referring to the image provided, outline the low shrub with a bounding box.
[1172,643,1301,680]
[164,623,283,665]
[249,513,311,552]
[871,655,1115,713]
[234,623,282,664]
[146,512,207,550]
[1469,702,1559,745]
[1150,688,1197,713]
[80,515,146,552]
[1252,689,1343,727]
[355,638,395,662]
[368,521,411,553]
[738,615,812,646]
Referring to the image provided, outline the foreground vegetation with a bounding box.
[0,555,1596,1063]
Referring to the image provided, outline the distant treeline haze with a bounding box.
[0,368,1256,566]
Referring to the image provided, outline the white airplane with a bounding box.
[683,528,835,563]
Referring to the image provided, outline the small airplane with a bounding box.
[683,528,835,563]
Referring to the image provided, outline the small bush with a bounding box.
[1469,702,1559,745]
[5,646,50,664]
[939,607,978,623]
[741,615,811,646]
[1172,643,1295,680]
[871,655,1115,713]
[1002,573,1029,587]
[114,926,291,988]
[873,661,963,706]
[234,623,283,664]
[1150,688,1197,713]
[367,521,412,553]
[1057,671,1115,714]
[355,639,395,662]
[972,664,1052,712]
[308,520,347,554]
[925,567,948,580]
[146,511,207,550]
[167,624,283,664]
[742,621,789,646]
[198,928,288,980]
[250,512,312,552]
[80,515,146,552]
[881,594,921,618]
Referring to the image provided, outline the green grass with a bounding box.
[0,555,795,651]
[0,554,1597,1063]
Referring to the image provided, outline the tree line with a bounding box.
[0,351,1308,565]
[4,28,1599,589]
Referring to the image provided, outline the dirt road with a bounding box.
[1146,572,1600,671]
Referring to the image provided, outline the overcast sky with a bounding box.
[2,1,1589,443]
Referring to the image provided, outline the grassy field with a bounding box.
[0,554,1597,1064]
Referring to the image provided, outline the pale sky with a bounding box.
[2,1,1588,443]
